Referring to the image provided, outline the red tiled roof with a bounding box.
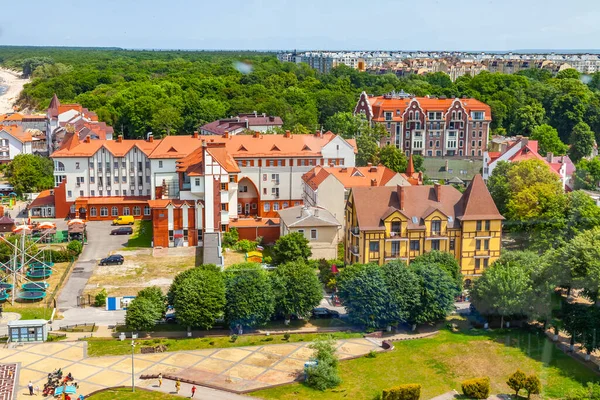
[459,175,504,221]
[30,190,55,208]
[0,125,33,143]
[302,165,405,190]
[230,218,280,227]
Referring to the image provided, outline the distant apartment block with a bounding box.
[355,91,491,158]
[200,113,283,136]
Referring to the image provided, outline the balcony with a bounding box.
[350,227,359,236]
[349,245,359,256]
[385,252,403,260]
[386,231,405,239]
[55,166,65,172]
[182,182,191,190]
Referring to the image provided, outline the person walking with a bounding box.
[175,379,181,394]
[191,385,196,397]
[28,381,33,395]
[158,373,162,388]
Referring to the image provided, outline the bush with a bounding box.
[230,334,238,342]
[94,288,107,307]
[461,377,490,399]
[235,239,256,253]
[283,333,290,341]
[45,248,72,263]
[382,384,421,400]
[66,240,83,256]
[524,374,541,399]
[305,361,342,391]
[507,369,527,396]
[222,228,239,248]
[365,350,377,358]
[263,255,272,264]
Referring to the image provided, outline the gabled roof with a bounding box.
[30,189,55,208]
[459,175,504,221]
[278,206,340,228]
[0,125,33,143]
[200,114,283,135]
[302,165,408,191]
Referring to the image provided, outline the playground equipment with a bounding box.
[1,222,57,305]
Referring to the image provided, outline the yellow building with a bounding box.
[345,175,503,280]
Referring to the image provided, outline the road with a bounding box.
[57,221,128,312]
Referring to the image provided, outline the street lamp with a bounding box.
[131,338,136,392]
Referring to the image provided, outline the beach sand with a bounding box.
[0,68,30,114]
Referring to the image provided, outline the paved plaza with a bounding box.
[1,337,382,399]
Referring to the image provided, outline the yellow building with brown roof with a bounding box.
[345,175,503,279]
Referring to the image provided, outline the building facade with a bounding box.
[345,175,503,278]
[354,91,492,158]
[200,113,283,136]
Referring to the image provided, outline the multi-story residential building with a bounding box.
[50,130,356,249]
[200,113,283,136]
[345,175,503,280]
[301,160,420,227]
[483,137,575,190]
[0,125,34,163]
[355,91,491,158]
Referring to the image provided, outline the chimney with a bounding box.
[254,110,257,117]
[367,162,373,167]
[546,152,553,162]
[193,131,199,139]
[399,186,405,210]
[253,131,260,138]
[315,131,322,138]
[435,183,441,202]
[284,130,291,138]
[148,134,154,143]
[201,139,207,148]
[84,135,91,143]
[371,178,377,186]
[269,116,275,122]
[314,208,319,217]
[223,130,230,139]
[369,166,377,173]
[117,134,123,143]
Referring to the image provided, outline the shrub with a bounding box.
[382,384,421,400]
[94,288,107,307]
[283,332,291,341]
[305,361,342,391]
[236,239,256,253]
[524,374,541,399]
[461,377,490,399]
[230,334,238,342]
[365,350,377,358]
[263,255,272,264]
[507,369,527,396]
[222,227,239,248]
[46,248,72,263]
[66,240,83,256]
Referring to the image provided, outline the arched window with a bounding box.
[133,206,141,216]
[123,207,130,216]
[409,111,413,120]
[90,207,97,217]
[144,205,151,216]
[431,218,442,235]
[111,206,118,216]
[451,111,456,120]
[100,207,108,217]
[415,111,419,120]
[458,111,462,120]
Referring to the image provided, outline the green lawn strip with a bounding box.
[86,331,362,357]
[88,387,176,399]
[125,220,152,249]
[4,306,53,320]
[251,330,599,400]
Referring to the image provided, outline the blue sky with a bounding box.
[1,0,599,51]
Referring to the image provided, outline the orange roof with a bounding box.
[30,190,55,208]
[302,165,404,190]
[230,217,280,228]
[459,175,505,221]
[148,135,204,159]
[0,125,33,142]
[52,138,161,158]
[207,146,240,173]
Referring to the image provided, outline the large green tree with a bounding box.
[270,261,322,319]
[125,297,162,331]
[6,154,54,195]
[560,227,600,305]
[569,121,595,162]
[224,263,275,328]
[381,261,421,326]
[409,263,456,324]
[410,251,462,292]
[272,232,312,264]
[379,145,408,173]
[530,124,568,156]
[574,157,600,189]
[168,265,226,329]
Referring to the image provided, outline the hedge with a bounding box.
[382,384,421,400]
[462,377,490,399]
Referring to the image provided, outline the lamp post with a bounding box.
[131,338,136,392]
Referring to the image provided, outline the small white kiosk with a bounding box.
[8,319,49,343]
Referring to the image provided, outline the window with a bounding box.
[263,188,267,195]
[195,178,201,186]
[294,201,300,206]
[123,207,130,216]
[277,160,283,167]
[220,183,227,191]
[476,220,482,231]
[410,240,420,251]
[123,190,127,196]
[310,229,317,240]
[133,206,141,216]
[263,174,267,181]
[297,229,305,236]
[67,191,72,197]
[114,176,118,183]
[158,161,163,168]
[369,241,379,252]
[271,173,279,181]
[273,202,279,211]
[114,161,119,169]
[476,258,481,269]
[483,258,489,268]
[431,220,441,234]
[100,207,108,217]
[283,201,289,208]
[460,131,464,138]
[252,203,257,209]
[91,190,95,196]
[264,202,270,212]
[271,188,279,197]
[449,239,455,250]
[169,230,174,242]
[111,206,118,217]
[391,221,400,234]
[476,239,481,250]
[484,239,490,250]
[229,175,236,183]
[90,176,95,184]
[75,162,80,170]
[90,207,97,217]
[221,224,227,232]
[221,203,227,211]
[144,205,151,216]
[79,190,84,196]
[485,220,490,230]
[239,185,248,193]
[431,239,440,251]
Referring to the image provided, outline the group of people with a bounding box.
[157,373,197,397]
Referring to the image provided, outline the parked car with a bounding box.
[312,308,340,318]
[99,254,124,266]
[110,227,133,235]
[112,215,135,225]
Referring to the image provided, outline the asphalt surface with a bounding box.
[57,221,128,311]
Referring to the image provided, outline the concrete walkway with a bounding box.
[1,336,382,399]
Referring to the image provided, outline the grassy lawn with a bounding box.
[83,250,196,298]
[89,387,176,399]
[86,331,362,357]
[251,330,600,400]
[4,306,53,320]
[126,220,153,249]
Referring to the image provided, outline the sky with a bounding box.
[1,0,600,51]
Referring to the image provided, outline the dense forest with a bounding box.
[3,46,600,152]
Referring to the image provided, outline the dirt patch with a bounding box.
[223,250,246,267]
